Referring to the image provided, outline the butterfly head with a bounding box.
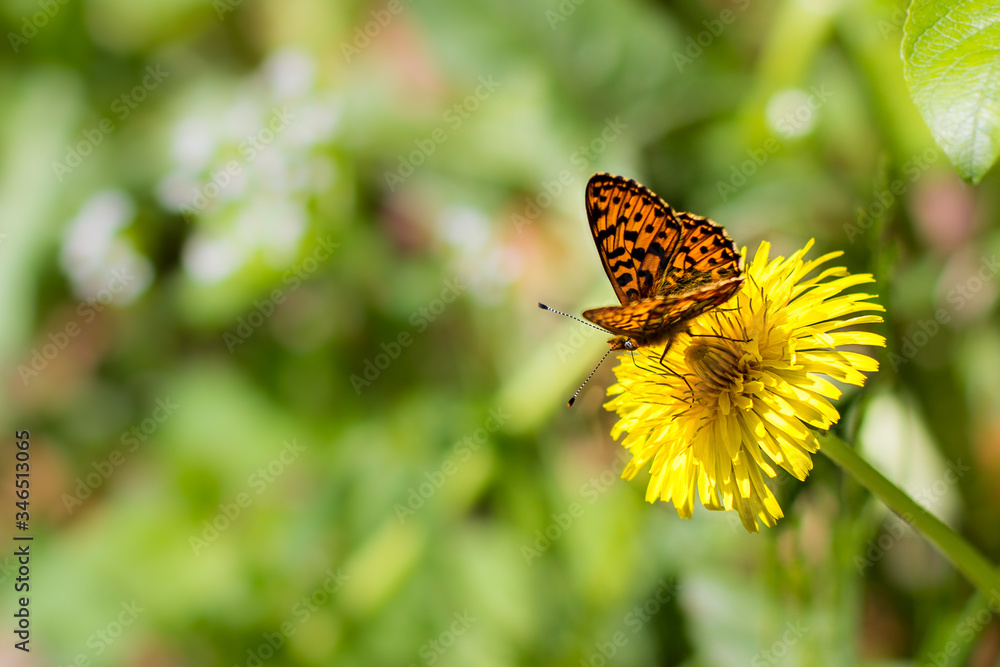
[608,336,638,351]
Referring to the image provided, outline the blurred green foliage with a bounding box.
[1,0,1000,665]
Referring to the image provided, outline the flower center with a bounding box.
[684,337,744,393]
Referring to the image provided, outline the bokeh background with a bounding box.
[2,0,1000,665]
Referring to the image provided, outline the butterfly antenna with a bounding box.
[537,302,609,334]
[567,347,614,407]
[538,303,616,407]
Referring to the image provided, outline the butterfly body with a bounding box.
[581,173,744,353]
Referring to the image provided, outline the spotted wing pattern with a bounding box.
[582,285,742,339]
[658,211,743,295]
[581,173,743,345]
[585,172,681,303]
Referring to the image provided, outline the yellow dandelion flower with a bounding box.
[605,240,886,532]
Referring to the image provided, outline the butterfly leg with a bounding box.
[654,339,693,394]
[688,332,751,344]
[657,337,674,366]
[687,313,751,344]
[631,350,663,378]
[627,347,693,396]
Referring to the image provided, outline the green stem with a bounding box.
[819,433,1000,597]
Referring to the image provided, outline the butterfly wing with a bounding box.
[585,173,683,304]
[656,211,743,298]
[583,279,743,340]
[583,299,678,337]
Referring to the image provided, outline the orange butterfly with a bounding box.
[540,173,743,405]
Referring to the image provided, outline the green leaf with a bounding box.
[901,0,1000,184]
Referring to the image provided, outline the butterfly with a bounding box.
[539,173,743,405]
[581,172,744,354]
